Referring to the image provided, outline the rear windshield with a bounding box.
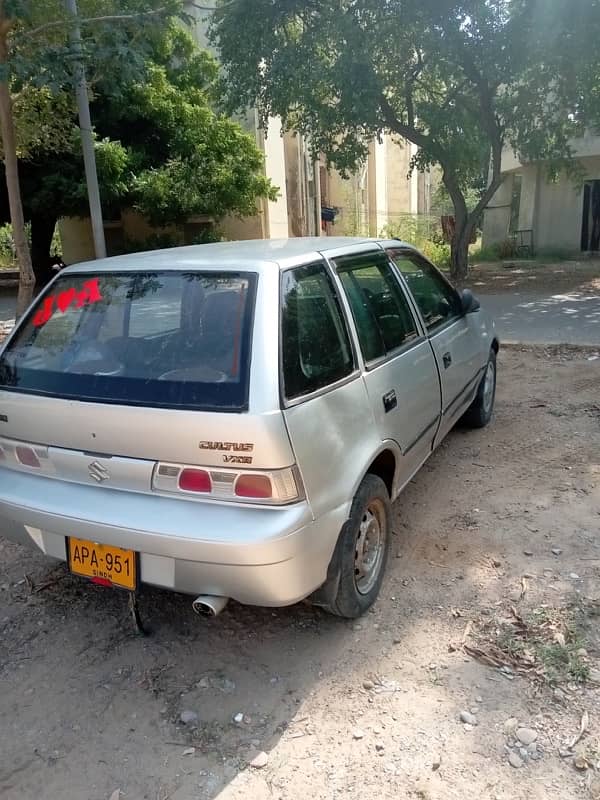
[0,271,256,411]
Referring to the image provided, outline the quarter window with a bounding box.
[335,252,419,363]
[281,263,354,400]
[387,249,461,332]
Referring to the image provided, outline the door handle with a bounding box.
[383,389,397,413]
[443,352,452,369]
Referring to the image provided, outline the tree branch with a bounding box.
[23,7,171,39]
[379,93,446,162]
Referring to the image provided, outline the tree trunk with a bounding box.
[30,212,59,290]
[441,168,471,283]
[450,224,471,285]
[0,9,35,318]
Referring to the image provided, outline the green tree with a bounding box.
[0,0,182,314]
[210,0,599,280]
[3,23,275,288]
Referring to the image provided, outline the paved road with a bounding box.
[0,289,16,323]
[480,291,600,346]
[2,286,600,346]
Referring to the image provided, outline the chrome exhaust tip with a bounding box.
[192,595,229,617]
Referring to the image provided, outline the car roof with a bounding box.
[63,237,413,275]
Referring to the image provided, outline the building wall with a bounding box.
[59,217,96,264]
[483,155,600,253]
[536,156,600,252]
[259,117,290,239]
[483,132,600,253]
[385,138,412,221]
[518,165,539,231]
[482,176,513,247]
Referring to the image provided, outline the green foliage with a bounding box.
[6,1,185,89]
[1,19,276,237]
[470,240,517,262]
[382,215,450,269]
[431,182,483,217]
[0,223,16,266]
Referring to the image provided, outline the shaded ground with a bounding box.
[1,347,600,800]
[468,261,600,346]
[469,259,600,296]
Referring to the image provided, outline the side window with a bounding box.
[388,249,461,332]
[335,252,419,364]
[281,263,354,400]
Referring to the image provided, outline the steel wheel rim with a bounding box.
[354,498,386,595]
[482,361,495,413]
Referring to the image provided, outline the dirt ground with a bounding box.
[1,347,600,800]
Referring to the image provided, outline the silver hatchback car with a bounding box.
[0,238,498,618]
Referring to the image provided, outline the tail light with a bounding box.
[235,474,272,499]
[153,463,302,505]
[16,446,41,468]
[0,438,50,472]
[178,468,212,493]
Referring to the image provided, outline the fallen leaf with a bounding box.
[554,631,566,647]
[182,747,195,756]
[109,791,120,800]
[520,576,528,599]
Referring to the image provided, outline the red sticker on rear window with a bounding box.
[33,278,103,327]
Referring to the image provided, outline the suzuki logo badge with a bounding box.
[88,461,110,483]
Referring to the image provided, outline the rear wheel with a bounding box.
[461,349,497,429]
[313,474,391,619]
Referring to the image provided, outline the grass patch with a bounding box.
[465,602,590,686]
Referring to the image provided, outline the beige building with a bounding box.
[321,136,433,237]
[483,131,600,255]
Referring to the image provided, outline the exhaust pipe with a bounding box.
[192,595,229,617]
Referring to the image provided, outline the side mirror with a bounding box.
[461,288,481,314]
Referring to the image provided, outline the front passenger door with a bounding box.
[387,248,483,441]
[333,251,442,487]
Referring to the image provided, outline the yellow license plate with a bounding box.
[68,537,137,591]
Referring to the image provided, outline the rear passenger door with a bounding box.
[280,261,379,518]
[333,250,442,486]
[387,248,483,440]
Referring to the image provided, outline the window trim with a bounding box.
[278,259,359,408]
[385,247,463,335]
[332,250,425,371]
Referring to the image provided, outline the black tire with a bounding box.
[461,349,497,429]
[312,474,391,619]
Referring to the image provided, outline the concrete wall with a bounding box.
[59,217,96,264]
[535,156,600,252]
[385,138,412,221]
[518,165,539,231]
[500,131,600,174]
[482,176,513,247]
[260,117,290,239]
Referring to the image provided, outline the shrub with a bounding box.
[382,215,450,269]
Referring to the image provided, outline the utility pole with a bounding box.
[65,0,106,259]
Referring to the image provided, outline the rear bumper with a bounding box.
[0,468,348,606]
